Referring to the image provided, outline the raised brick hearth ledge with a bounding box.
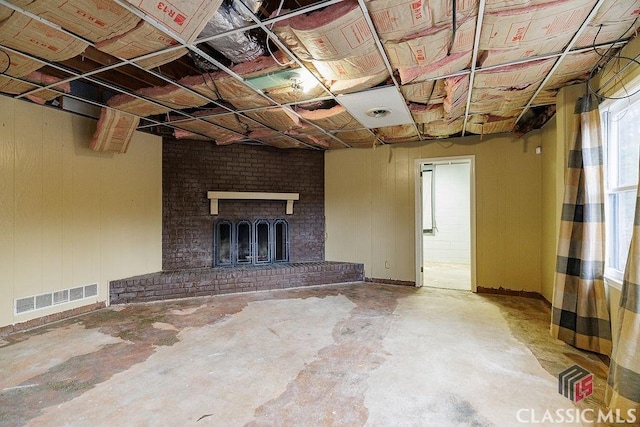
[110,262,364,304]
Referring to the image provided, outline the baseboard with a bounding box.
[366,277,416,287]
[476,286,550,304]
[0,301,106,338]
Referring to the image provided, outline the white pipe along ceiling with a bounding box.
[0,0,638,152]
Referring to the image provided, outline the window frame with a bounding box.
[254,219,272,264]
[600,88,640,287]
[272,219,290,263]
[214,220,234,267]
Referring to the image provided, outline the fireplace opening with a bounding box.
[214,219,289,267]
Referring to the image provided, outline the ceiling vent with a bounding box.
[366,108,391,118]
[337,86,414,129]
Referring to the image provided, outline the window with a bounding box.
[236,221,252,264]
[601,91,640,283]
[254,220,271,263]
[215,221,232,266]
[421,164,435,235]
[273,220,289,262]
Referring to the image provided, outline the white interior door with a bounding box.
[415,156,476,291]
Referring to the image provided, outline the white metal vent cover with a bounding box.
[337,86,414,129]
[84,284,98,297]
[35,293,53,309]
[53,290,69,304]
[14,283,99,315]
[15,297,35,314]
[70,286,84,301]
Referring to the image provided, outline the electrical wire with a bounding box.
[146,52,221,113]
[0,49,11,75]
[587,54,640,100]
[200,71,221,99]
[265,0,289,66]
[266,36,289,66]
[586,18,640,100]
[449,0,457,54]
[186,49,224,102]
[592,18,638,60]
[268,0,285,30]
[425,80,436,106]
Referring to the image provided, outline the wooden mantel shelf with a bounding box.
[207,191,300,215]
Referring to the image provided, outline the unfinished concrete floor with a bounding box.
[0,283,612,426]
[423,262,471,291]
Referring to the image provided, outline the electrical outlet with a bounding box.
[385,261,391,269]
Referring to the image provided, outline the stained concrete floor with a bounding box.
[0,283,614,426]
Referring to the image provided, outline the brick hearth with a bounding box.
[110,262,364,304]
[112,140,363,306]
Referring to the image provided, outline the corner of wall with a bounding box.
[0,97,162,330]
[540,115,558,303]
[326,135,543,291]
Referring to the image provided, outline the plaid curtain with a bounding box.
[606,168,640,417]
[551,94,612,355]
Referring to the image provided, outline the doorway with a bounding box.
[414,156,476,290]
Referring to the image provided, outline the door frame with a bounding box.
[414,155,477,291]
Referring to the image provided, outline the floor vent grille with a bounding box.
[15,297,35,314]
[53,290,68,304]
[70,287,84,301]
[85,284,98,297]
[15,284,99,315]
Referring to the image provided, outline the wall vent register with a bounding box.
[214,219,289,267]
[15,284,99,315]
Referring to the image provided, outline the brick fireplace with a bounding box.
[162,141,325,269]
[109,140,363,304]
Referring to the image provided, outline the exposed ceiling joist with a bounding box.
[461,0,485,137]
[0,0,638,151]
[513,0,609,127]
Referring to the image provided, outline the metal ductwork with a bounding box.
[198,0,264,64]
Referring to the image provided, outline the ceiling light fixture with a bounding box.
[290,69,317,94]
[245,68,318,93]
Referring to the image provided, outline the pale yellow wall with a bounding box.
[325,132,542,291]
[0,96,162,328]
[539,84,586,303]
[540,114,558,302]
